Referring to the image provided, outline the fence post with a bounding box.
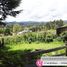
[65,41,67,56]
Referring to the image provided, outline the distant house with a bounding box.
[17,30,32,35]
[56,26,67,35]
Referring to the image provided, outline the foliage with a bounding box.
[60,31,67,42]
[28,20,64,32]
[45,19,64,30]
[13,24,22,34]
[4,28,12,35]
[2,31,59,45]
[0,28,4,34]
[60,31,67,36]
[0,0,22,21]
[0,48,32,67]
[0,29,64,67]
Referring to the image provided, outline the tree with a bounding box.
[45,22,51,30]
[4,27,12,35]
[45,19,64,30]
[56,19,64,27]
[13,24,22,34]
[0,0,22,21]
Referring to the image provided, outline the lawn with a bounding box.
[8,41,64,51]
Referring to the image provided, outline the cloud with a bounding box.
[5,0,67,22]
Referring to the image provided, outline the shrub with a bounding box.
[45,37,53,43]
[56,37,63,42]
[60,31,67,42]
[2,31,60,45]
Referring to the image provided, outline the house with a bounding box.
[17,30,32,35]
[56,26,67,35]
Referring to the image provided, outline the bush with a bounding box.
[56,37,63,42]
[45,37,53,43]
[2,31,59,45]
[0,49,32,67]
[60,31,67,42]
[0,28,4,34]
[4,28,12,35]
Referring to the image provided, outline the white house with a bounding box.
[17,30,32,35]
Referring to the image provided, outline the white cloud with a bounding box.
[5,0,67,22]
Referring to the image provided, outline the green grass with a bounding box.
[7,41,64,51]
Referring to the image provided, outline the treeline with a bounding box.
[45,19,64,30]
[0,19,64,36]
[29,19,64,32]
[0,24,24,36]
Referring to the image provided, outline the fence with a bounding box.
[24,42,67,66]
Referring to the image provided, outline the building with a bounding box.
[56,26,67,35]
[17,30,32,35]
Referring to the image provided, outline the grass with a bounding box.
[7,41,64,51]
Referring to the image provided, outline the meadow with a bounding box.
[6,40,65,56]
[8,41,64,51]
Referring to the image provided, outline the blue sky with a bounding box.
[5,0,67,22]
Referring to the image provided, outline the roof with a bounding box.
[17,30,32,35]
[57,26,67,29]
[56,26,67,35]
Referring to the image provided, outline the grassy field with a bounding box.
[6,41,65,56]
[7,41,64,51]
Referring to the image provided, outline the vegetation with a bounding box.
[0,31,65,66]
[0,1,66,65]
[0,0,22,21]
[13,24,22,34]
[29,19,64,32]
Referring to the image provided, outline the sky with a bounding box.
[5,0,67,22]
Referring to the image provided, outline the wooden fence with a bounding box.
[25,42,67,63]
[23,42,67,67]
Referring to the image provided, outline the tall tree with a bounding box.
[0,0,22,21]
